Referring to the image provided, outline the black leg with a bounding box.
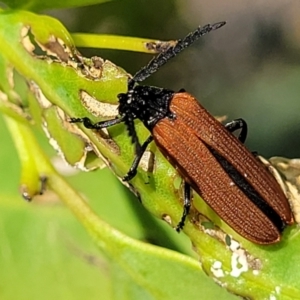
[176,182,191,232]
[123,135,154,181]
[69,117,123,129]
[225,118,248,143]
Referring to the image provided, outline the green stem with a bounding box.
[72,33,158,53]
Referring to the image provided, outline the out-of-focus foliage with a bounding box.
[1,0,115,11]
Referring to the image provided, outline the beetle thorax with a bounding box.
[117,85,175,130]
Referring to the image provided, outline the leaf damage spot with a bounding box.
[21,25,106,81]
[42,106,108,171]
[139,150,154,174]
[228,239,262,278]
[211,261,225,278]
[162,214,173,226]
[29,81,52,109]
[264,156,300,223]
[51,156,79,176]
[230,247,249,277]
[79,90,118,118]
[21,25,73,62]
[75,56,105,79]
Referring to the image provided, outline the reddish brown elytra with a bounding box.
[70,22,294,244]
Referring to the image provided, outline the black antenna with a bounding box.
[131,21,226,84]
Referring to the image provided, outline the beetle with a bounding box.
[70,22,294,244]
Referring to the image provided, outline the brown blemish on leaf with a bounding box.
[71,52,105,80]
[20,25,121,85]
[21,25,75,63]
[43,36,70,62]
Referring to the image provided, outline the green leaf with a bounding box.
[0,193,112,299]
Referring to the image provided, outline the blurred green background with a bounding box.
[0,1,300,299]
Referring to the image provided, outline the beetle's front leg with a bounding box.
[123,136,154,181]
[70,117,123,129]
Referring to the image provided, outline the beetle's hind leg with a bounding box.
[225,118,248,143]
[176,182,191,232]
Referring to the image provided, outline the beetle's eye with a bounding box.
[118,93,128,105]
[117,93,125,100]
